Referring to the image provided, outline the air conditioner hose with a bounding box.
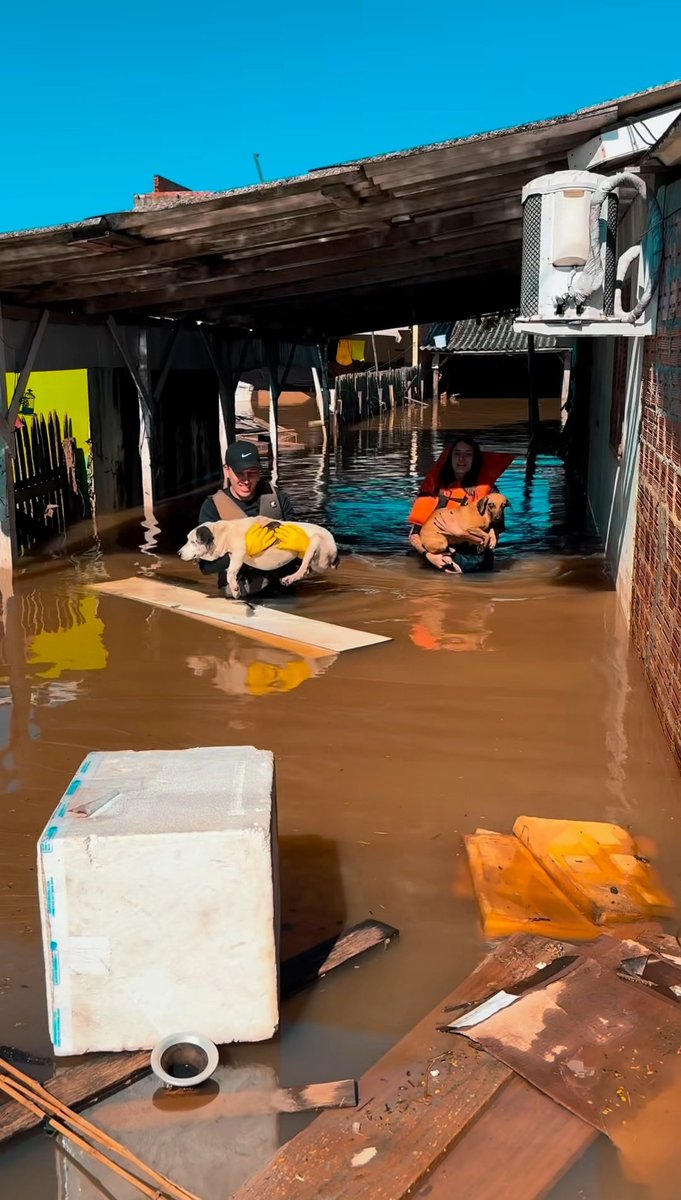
[570,172,663,322]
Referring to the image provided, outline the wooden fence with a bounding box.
[12,413,88,555]
[334,366,421,425]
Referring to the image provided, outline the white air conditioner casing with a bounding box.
[514,170,658,339]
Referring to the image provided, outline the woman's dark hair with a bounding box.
[439,436,484,488]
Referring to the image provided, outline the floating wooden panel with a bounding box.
[92,577,390,656]
[232,934,590,1200]
[416,1074,596,1200]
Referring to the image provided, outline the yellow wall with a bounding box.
[6,368,90,455]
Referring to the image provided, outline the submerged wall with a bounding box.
[630,179,681,765]
[586,197,648,621]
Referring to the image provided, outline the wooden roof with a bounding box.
[1,80,679,337]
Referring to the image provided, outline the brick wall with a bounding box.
[631,192,681,762]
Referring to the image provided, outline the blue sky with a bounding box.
[1,0,680,234]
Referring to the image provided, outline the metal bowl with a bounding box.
[150,1032,219,1089]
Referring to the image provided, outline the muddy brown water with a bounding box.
[2,396,681,1198]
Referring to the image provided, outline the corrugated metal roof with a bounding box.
[0,80,678,335]
[445,313,563,354]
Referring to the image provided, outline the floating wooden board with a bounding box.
[92,577,390,656]
[91,1078,359,1130]
[232,934,596,1200]
[280,918,398,996]
[417,1075,596,1200]
[0,917,397,1145]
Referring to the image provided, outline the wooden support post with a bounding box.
[0,304,17,572]
[136,328,155,520]
[266,342,296,485]
[200,327,248,451]
[560,349,572,429]
[412,324,420,368]
[107,317,170,549]
[527,334,540,437]
[0,305,49,571]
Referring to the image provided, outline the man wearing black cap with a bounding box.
[196,442,297,595]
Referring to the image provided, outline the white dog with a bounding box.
[178,517,339,599]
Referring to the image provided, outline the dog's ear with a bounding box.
[477,496,489,516]
[196,524,214,547]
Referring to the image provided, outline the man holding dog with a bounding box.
[196,442,302,595]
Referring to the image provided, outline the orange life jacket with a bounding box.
[408,448,514,527]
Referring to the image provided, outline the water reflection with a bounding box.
[409,599,493,653]
[188,646,336,697]
[55,1063,279,1200]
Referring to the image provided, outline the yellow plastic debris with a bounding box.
[464,829,599,941]
[513,816,675,926]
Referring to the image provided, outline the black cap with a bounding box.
[225,442,261,471]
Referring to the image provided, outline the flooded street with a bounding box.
[2,396,681,1199]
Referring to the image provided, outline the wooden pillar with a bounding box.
[527,334,540,436]
[136,328,155,516]
[0,312,16,572]
[0,444,17,573]
[0,304,49,572]
[266,342,296,486]
[560,350,572,429]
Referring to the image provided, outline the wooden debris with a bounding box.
[0,1048,150,1146]
[0,1061,202,1200]
[280,918,398,995]
[0,917,397,1145]
[452,932,681,1145]
[415,1076,596,1200]
[231,934,591,1200]
[101,1079,358,1130]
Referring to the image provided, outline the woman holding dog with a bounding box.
[409,436,512,573]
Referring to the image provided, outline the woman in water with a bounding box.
[409,435,511,573]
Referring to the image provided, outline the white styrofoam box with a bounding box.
[56,1062,279,1200]
[37,747,279,1055]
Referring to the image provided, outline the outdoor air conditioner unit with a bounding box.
[514,170,662,338]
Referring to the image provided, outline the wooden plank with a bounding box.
[0,918,398,1145]
[231,935,578,1200]
[0,1049,151,1145]
[81,219,523,314]
[91,577,391,655]
[88,1079,359,1131]
[415,1075,596,1200]
[280,920,399,996]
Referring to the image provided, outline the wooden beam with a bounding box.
[152,321,183,403]
[10,198,523,306]
[106,316,152,412]
[133,241,522,320]
[81,221,524,315]
[5,310,49,432]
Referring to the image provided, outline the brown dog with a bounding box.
[419,491,510,555]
